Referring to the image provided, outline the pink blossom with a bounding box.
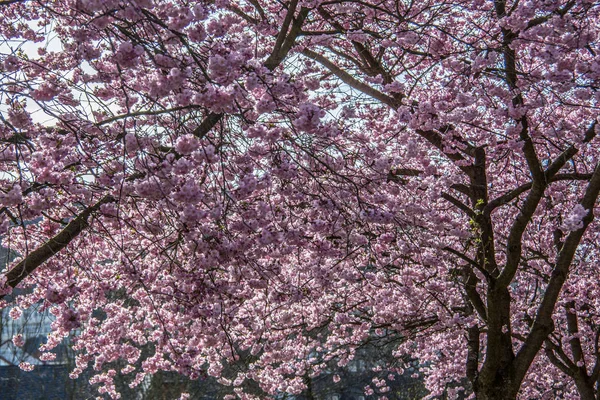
[562,204,589,232]
[45,288,65,304]
[175,134,199,155]
[9,307,22,320]
[1,185,23,207]
[114,42,144,68]
[12,334,25,347]
[293,103,325,132]
[7,108,32,129]
[3,55,20,72]
[32,82,60,101]
[39,352,57,361]
[19,362,34,372]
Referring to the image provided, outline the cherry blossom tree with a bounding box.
[1,0,600,399]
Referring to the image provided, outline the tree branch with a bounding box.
[485,173,594,213]
[441,193,476,218]
[1,196,115,298]
[302,48,399,108]
[513,162,600,385]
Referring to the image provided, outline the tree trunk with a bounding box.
[475,376,520,400]
[574,378,596,400]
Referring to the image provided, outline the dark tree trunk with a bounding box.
[475,379,520,400]
[574,377,596,400]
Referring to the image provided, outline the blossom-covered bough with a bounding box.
[1,0,600,399]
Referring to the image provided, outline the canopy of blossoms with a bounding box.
[1,1,600,399]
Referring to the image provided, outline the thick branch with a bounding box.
[302,49,398,108]
[465,269,488,322]
[513,163,600,385]
[441,193,476,218]
[565,301,587,375]
[264,2,309,71]
[193,4,312,140]
[545,122,597,179]
[467,325,481,384]
[486,173,594,213]
[545,340,577,375]
[192,112,222,139]
[498,179,545,287]
[268,0,298,61]
[1,196,115,297]
[301,49,467,165]
[0,0,25,5]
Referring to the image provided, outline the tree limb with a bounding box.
[1,195,115,298]
[513,162,600,385]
